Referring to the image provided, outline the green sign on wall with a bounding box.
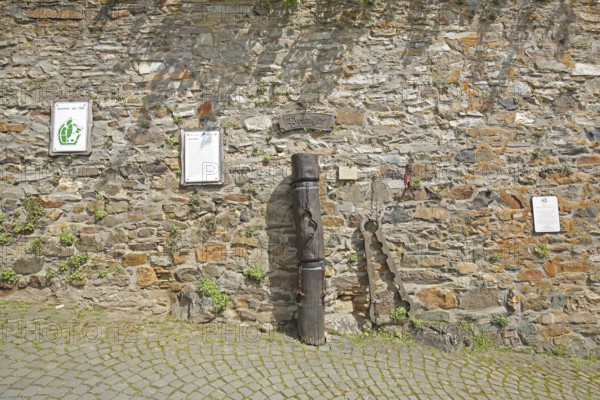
[49,101,93,155]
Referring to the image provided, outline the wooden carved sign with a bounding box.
[278,112,335,132]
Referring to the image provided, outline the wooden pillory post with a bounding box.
[291,153,325,346]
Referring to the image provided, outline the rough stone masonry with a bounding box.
[0,0,598,355]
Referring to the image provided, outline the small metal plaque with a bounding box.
[49,100,93,155]
[181,130,223,185]
[279,113,335,132]
[532,196,560,233]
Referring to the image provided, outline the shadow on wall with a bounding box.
[265,177,300,335]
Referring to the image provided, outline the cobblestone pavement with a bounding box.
[0,301,598,400]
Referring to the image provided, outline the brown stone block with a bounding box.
[336,107,364,126]
[523,296,550,312]
[225,194,251,202]
[195,242,226,262]
[440,185,474,200]
[577,154,600,166]
[137,266,158,287]
[457,262,478,275]
[331,273,368,293]
[516,268,544,281]
[540,325,570,338]
[232,235,258,248]
[196,99,212,115]
[541,312,597,325]
[37,197,65,209]
[321,201,336,215]
[458,287,499,310]
[413,207,448,221]
[122,253,148,267]
[544,256,560,277]
[152,72,193,81]
[322,216,345,227]
[26,8,84,19]
[172,255,187,265]
[499,190,526,209]
[475,144,497,162]
[417,287,457,310]
[560,260,597,273]
[0,122,27,133]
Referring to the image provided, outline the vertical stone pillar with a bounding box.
[291,153,325,346]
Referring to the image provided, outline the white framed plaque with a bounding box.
[532,196,560,233]
[49,101,93,155]
[181,130,223,185]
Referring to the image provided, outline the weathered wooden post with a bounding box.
[291,153,325,346]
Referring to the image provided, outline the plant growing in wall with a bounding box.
[0,268,18,284]
[138,119,151,129]
[172,115,183,126]
[488,253,501,263]
[59,232,77,246]
[0,231,12,246]
[244,227,254,238]
[243,185,258,195]
[533,244,549,259]
[347,252,358,266]
[409,316,423,329]
[204,216,217,234]
[410,177,422,191]
[490,314,509,329]
[198,278,230,312]
[66,270,87,286]
[390,306,407,323]
[94,210,108,221]
[51,252,90,286]
[166,136,177,146]
[30,238,44,255]
[243,265,267,283]
[188,194,201,215]
[283,0,299,9]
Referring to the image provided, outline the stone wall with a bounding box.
[0,0,599,354]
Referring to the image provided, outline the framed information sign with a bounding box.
[532,196,560,233]
[49,101,93,155]
[181,130,223,185]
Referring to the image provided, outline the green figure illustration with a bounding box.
[58,118,83,145]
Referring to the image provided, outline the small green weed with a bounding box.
[410,316,423,329]
[243,265,267,282]
[59,232,76,246]
[410,177,422,191]
[244,185,258,195]
[0,268,18,283]
[94,210,108,221]
[198,278,230,312]
[472,332,493,352]
[391,306,408,323]
[533,244,550,259]
[204,216,217,233]
[488,253,501,263]
[66,270,87,285]
[490,314,509,328]
[347,252,358,266]
[30,238,44,254]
